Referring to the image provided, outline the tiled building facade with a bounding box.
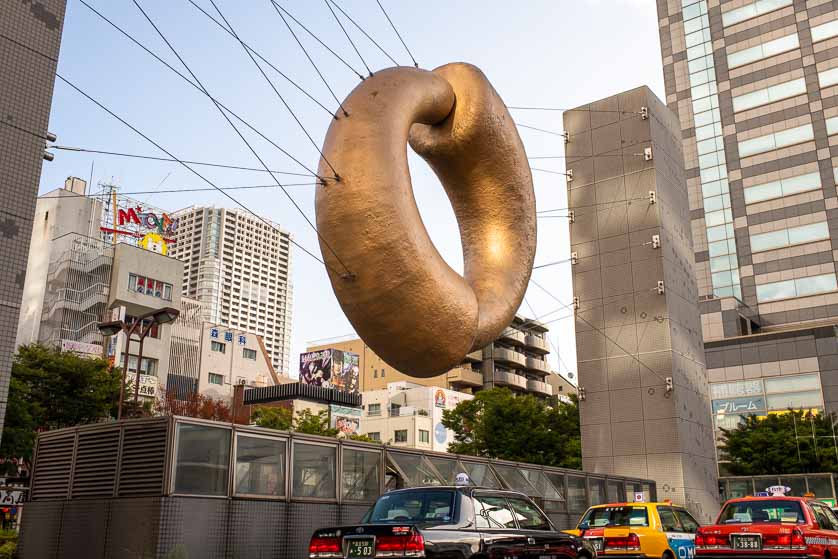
[0,1,67,438]
[657,0,838,472]
[566,86,719,522]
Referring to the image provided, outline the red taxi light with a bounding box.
[375,532,425,557]
[308,535,341,557]
[695,530,729,549]
[792,529,805,548]
[760,529,806,551]
[605,533,641,551]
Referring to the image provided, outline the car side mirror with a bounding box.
[579,521,590,530]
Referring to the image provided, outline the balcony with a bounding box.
[464,350,483,363]
[525,335,549,354]
[492,347,526,368]
[448,366,484,388]
[494,370,528,390]
[525,356,550,375]
[526,379,553,396]
[498,328,525,346]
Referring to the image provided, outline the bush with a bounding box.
[0,538,16,558]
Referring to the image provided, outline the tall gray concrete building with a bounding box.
[657,0,838,477]
[0,1,67,437]
[566,86,719,521]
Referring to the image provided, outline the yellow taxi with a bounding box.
[566,501,700,559]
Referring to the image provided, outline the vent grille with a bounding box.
[117,421,168,496]
[71,428,119,498]
[31,433,75,501]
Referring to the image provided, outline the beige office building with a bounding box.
[307,315,555,397]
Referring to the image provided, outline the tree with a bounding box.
[293,409,339,437]
[720,411,838,475]
[442,388,581,468]
[252,405,293,431]
[0,344,121,468]
[155,388,233,422]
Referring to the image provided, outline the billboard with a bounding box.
[299,349,360,393]
[330,404,361,435]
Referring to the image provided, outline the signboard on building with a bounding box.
[99,196,179,255]
[127,374,159,399]
[299,349,360,393]
[60,339,102,357]
[330,404,361,435]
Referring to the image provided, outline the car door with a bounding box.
[658,506,692,559]
[809,502,838,557]
[506,495,577,559]
[819,503,838,557]
[474,492,528,558]
[672,507,699,559]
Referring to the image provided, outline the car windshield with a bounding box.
[718,500,804,524]
[364,490,455,524]
[580,506,649,528]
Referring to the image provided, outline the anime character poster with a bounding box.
[299,350,333,387]
[334,352,360,393]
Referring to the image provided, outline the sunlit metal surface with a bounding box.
[316,63,535,377]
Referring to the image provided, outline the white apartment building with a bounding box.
[170,207,293,376]
[361,382,473,452]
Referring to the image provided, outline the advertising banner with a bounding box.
[127,374,158,399]
[299,349,360,393]
[60,339,102,357]
[330,404,361,435]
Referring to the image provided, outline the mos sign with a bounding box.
[101,203,179,255]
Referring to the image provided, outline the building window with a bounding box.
[812,19,838,43]
[737,123,813,158]
[125,315,160,339]
[756,273,838,302]
[211,341,226,353]
[368,403,381,416]
[750,221,829,253]
[394,430,408,443]
[727,33,799,69]
[381,368,386,377]
[128,273,173,301]
[243,348,257,360]
[743,171,821,205]
[367,432,380,442]
[373,369,378,378]
[722,0,793,27]
[732,77,806,113]
[419,430,430,444]
[208,373,224,385]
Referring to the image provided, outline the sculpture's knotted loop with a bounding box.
[316,63,536,377]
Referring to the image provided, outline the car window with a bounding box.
[674,508,700,533]
[474,494,517,529]
[657,507,681,532]
[820,505,838,531]
[580,506,650,528]
[718,500,804,524]
[811,504,836,531]
[366,490,455,524]
[507,497,551,531]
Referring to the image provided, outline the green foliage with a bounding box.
[1,344,120,466]
[442,388,581,468]
[252,406,293,431]
[0,539,15,559]
[348,433,379,443]
[720,411,838,475]
[293,409,339,437]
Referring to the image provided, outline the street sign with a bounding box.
[634,492,645,502]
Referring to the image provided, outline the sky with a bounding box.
[40,0,665,383]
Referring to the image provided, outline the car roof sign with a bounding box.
[766,485,791,496]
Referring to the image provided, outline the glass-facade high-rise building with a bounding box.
[657,0,838,474]
[170,207,294,376]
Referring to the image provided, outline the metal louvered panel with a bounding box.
[71,428,119,498]
[117,421,168,496]
[31,433,75,501]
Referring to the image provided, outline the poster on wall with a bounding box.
[299,349,360,393]
[333,351,360,393]
[330,404,361,435]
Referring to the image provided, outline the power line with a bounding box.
[528,277,670,386]
[269,0,365,80]
[184,0,335,117]
[50,145,315,177]
[323,0,373,77]
[37,182,317,200]
[329,0,399,67]
[269,0,349,117]
[516,122,566,137]
[75,1,324,180]
[508,106,643,114]
[375,0,418,67]
[0,118,50,141]
[532,257,572,270]
[530,167,569,176]
[537,196,652,214]
[53,70,337,275]
[132,0,349,274]
[203,0,342,181]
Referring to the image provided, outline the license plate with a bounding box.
[732,535,762,550]
[346,537,375,558]
[588,538,604,552]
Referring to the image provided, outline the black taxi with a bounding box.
[309,486,596,558]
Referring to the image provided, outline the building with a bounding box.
[0,0,68,437]
[566,86,719,521]
[656,0,838,474]
[306,314,554,397]
[170,206,294,376]
[198,323,279,400]
[360,381,473,451]
[547,373,577,403]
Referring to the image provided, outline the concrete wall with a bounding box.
[567,86,719,522]
[198,323,276,400]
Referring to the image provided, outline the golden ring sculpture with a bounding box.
[316,63,536,377]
